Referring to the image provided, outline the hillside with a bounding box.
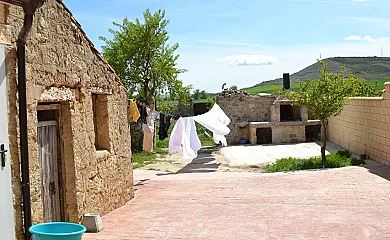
[250,57,390,87]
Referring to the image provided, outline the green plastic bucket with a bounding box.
[29,222,86,240]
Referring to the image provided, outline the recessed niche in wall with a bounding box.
[257,127,272,144]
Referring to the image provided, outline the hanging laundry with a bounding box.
[159,113,172,140]
[168,103,231,159]
[193,104,231,146]
[164,115,171,136]
[151,110,160,122]
[128,99,140,122]
[139,104,147,124]
[169,117,201,159]
[142,107,154,152]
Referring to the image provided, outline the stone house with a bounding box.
[0,0,133,239]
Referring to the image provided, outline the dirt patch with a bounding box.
[138,146,265,173]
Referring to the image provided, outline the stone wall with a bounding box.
[1,1,133,239]
[328,83,390,165]
[175,101,194,117]
[130,120,143,152]
[217,90,276,144]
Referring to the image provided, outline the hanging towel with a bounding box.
[128,99,140,122]
[193,104,231,146]
[142,107,154,152]
[169,117,201,159]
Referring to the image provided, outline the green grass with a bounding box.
[369,77,390,89]
[242,77,390,95]
[132,119,216,168]
[242,82,301,95]
[264,150,365,173]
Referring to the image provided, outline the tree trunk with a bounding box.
[321,119,328,165]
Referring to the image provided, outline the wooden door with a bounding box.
[38,120,61,222]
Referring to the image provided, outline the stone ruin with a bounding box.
[217,75,322,145]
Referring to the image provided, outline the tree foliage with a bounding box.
[193,89,200,100]
[277,60,382,163]
[100,9,192,106]
[229,85,238,91]
[200,90,208,99]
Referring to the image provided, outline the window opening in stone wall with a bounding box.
[305,125,321,142]
[280,105,301,121]
[257,127,272,144]
[92,94,111,151]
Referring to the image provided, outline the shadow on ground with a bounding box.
[363,160,390,182]
[156,146,222,175]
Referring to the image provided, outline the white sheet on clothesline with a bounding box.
[168,103,231,159]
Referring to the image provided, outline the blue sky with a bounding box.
[63,0,390,92]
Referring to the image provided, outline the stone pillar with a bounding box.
[249,127,257,145]
[384,82,390,99]
[273,104,280,122]
[301,106,308,121]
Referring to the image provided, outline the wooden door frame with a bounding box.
[37,103,65,222]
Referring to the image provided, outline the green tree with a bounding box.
[229,85,238,91]
[100,9,192,108]
[193,89,200,100]
[200,90,208,99]
[279,60,381,164]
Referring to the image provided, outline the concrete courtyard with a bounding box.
[220,142,348,166]
[84,160,390,240]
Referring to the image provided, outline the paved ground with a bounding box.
[221,142,348,166]
[84,161,390,240]
[140,142,350,173]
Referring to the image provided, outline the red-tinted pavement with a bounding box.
[84,161,390,240]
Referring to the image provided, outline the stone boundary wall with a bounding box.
[328,83,390,165]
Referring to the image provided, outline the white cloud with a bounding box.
[378,37,389,42]
[345,35,362,40]
[217,55,279,66]
[363,35,376,42]
[344,35,386,42]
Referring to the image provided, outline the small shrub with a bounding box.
[264,150,364,173]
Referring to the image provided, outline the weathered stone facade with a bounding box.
[130,120,144,152]
[217,90,276,144]
[0,1,133,239]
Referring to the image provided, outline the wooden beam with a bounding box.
[0,0,29,7]
[37,104,61,111]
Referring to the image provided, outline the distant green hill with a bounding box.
[248,57,390,88]
[243,77,390,95]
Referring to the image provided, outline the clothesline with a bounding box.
[128,98,192,120]
[127,99,231,158]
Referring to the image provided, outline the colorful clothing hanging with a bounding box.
[128,99,140,122]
